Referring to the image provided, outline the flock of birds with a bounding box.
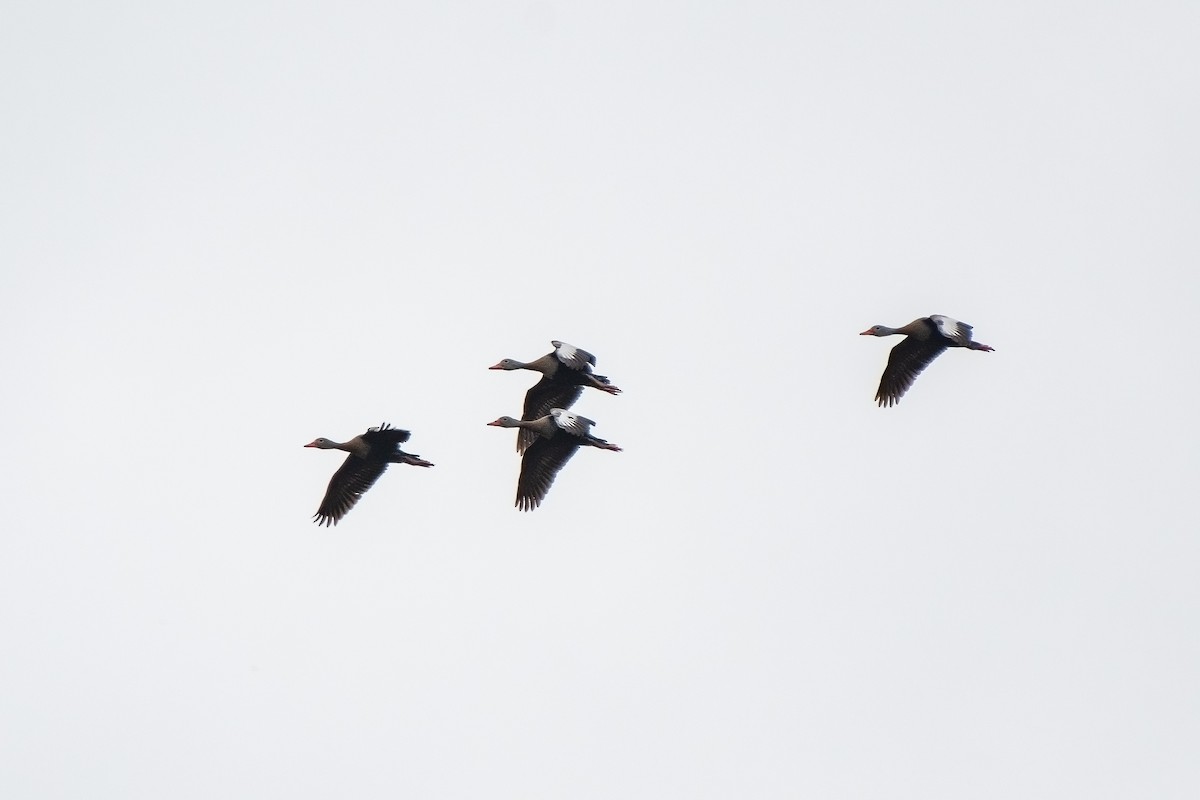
[305,315,995,525]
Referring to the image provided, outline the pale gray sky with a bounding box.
[3,2,1198,798]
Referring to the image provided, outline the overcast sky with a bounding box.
[3,1,1198,798]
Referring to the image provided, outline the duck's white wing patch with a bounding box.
[930,314,973,344]
[551,340,598,370]
[550,408,595,436]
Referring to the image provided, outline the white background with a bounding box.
[3,2,1198,797]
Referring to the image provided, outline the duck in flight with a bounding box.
[304,423,433,526]
[487,409,622,510]
[860,315,994,407]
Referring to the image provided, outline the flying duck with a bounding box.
[487,408,621,510]
[860,315,994,407]
[304,423,433,526]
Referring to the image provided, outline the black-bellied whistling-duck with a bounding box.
[487,408,622,511]
[860,315,995,407]
[304,423,433,526]
[489,340,621,453]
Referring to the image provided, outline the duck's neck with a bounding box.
[520,416,558,436]
[512,353,558,376]
[334,437,369,457]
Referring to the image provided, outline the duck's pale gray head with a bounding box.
[488,359,522,370]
